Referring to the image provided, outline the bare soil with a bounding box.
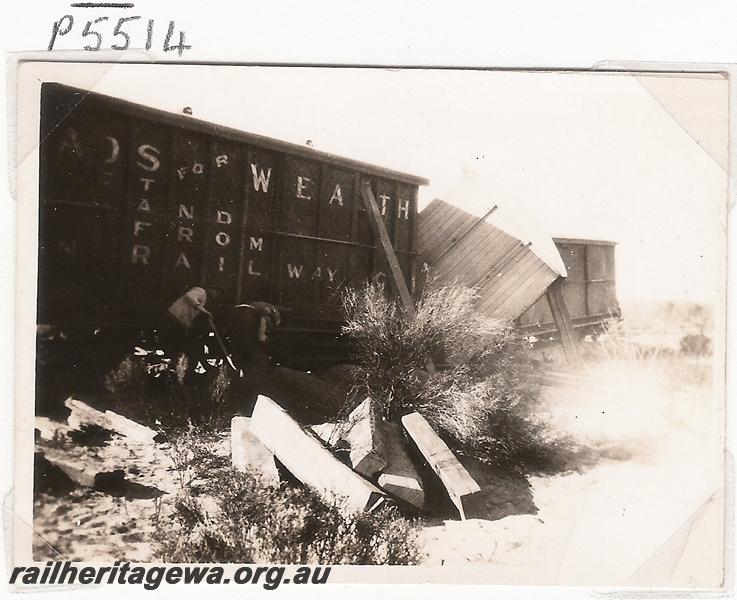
[418,357,723,587]
[33,421,179,562]
[32,354,722,586]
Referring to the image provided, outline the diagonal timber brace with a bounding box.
[359,180,416,314]
[546,276,579,364]
[359,181,435,374]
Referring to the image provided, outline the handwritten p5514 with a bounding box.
[49,15,191,56]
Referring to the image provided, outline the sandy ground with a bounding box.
[31,355,724,588]
[419,358,724,588]
[32,421,180,562]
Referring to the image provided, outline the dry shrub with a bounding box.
[416,327,576,474]
[102,355,160,424]
[586,318,668,363]
[417,374,495,444]
[155,430,422,565]
[582,315,713,392]
[342,281,577,474]
[103,354,233,431]
[155,472,422,565]
[166,423,231,492]
[341,281,504,418]
[582,300,715,364]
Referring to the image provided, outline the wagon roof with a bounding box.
[424,170,568,277]
[43,82,429,187]
[553,237,618,246]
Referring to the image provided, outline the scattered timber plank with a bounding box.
[377,422,424,510]
[312,398,386,478]
[250,395,386,513]
[34,416,71,441]
[103,410,158,444]
[65,397,157,444]
[401,411,481,520]
[231,416,280,485]
[345,398,386,477]
[65,398,109,432]
[311,422,339,443]
[37,447,100,488]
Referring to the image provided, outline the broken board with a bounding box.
[231,416,280,485]
[250,395,386,513]
[401,411,481,520]
[311,398,387,478]
[65,397,158,444]
[36,446,100,488]
[377,422,424,510]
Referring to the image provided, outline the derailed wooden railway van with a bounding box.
[38,83,426,364]
[517,238,620,336]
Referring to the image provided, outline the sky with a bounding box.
[19,63,729,305]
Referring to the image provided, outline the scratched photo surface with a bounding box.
[18,63,727,587]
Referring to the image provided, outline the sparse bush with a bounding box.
[341,281,506,418]
[585,318,668,363]
[582,313,714,391]
[679,334,712,357]
[103,354,233,431]
[166,423,230,491]
[341,281,577,474]
[416,325,577,474]
[154,430,422,565]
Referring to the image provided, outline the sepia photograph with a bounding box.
[12,62,729,588]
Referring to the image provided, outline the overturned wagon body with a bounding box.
[39,83,425,364]
[517,238,619,336]
[418,196,567,323]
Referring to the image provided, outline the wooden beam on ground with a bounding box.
[346,398,386,477]
[250,395,387,513]
[35,416,71,440]
[377,422,424,510]
[65,397,158,444]
[104,410,159,444]
[311,398,387,478]
[545,277,579,364]
[360,181,436,375]
[231,416,280,485]
[401,412,480,520]
[65,398,108,431]
[37,447,100,487]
